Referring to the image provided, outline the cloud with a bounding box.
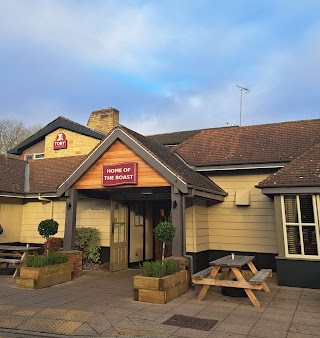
[0,0,320,134]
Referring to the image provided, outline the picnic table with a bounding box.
[192,255,271,308]
[0,245,41,278]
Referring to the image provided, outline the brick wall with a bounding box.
[87,107,119,135]
[44,128,100,158]
[64,250,82,279]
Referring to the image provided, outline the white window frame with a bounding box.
[281,194,320,259]
[25,153,45,160]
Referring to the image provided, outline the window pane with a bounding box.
[284,196,298,223]
[302,226,318,255]
[300,195,314,223]
[113,223,119,243]
[287,226,301,254]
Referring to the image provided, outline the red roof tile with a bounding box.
[258,143,320,187]
[174,119,320,166]
[0,155,25,193]
[29,155,86,193]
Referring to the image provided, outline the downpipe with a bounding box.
[182,195,194,288]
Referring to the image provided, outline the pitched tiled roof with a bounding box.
[29,155,87,193]
[120,125,227,195]
[9,116,105,155]
[0,155,25,193]
[258,143,320,187]
[148,129,202,146]
[174,119,320,167]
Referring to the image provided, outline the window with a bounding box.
[24,153,44,160]
[281,195,320,258]
[34,153,44,159]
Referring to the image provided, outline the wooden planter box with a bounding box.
[16,262,74,289]
[134,270,189,304]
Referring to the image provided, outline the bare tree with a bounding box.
[0,119,42,155]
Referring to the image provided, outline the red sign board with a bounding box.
[102,162,138,187]
[53,133,67,150]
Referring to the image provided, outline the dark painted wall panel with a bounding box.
[276,258,320,289]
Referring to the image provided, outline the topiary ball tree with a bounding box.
[38,219,59,240]
[153,221,176,261]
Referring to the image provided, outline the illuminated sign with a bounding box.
[102,162,138,187]
[53,133,67,150]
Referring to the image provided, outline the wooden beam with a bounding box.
[171,189,183,257]
[63,189,78,250]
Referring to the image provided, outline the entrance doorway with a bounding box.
[110,202,128,272]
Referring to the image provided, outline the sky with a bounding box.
[0,0,320,135]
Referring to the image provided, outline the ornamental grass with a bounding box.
[139,259,179,278]
[26,252,67,268]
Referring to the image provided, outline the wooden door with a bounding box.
[110,202,128,272]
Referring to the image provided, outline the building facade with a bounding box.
[1,107,320,288]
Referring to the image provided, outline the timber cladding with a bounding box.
[74,140,170,189]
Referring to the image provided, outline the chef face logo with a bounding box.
[53,133,67,150]
[56,133,65,141]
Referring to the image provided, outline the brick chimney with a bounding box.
[87,107,119,135]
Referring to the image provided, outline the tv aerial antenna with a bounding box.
[236,85,250,126]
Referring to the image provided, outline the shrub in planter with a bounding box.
[38,219,59,254]
[75,227,101,264]
[38,219,59,240]
[153,221,176,261]
[134,259,188,304]
[44,237,63,254]
[17,251,74,289]
[26,252,67,267]
[139,259,179,278]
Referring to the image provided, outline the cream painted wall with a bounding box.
[20,199,111,246]
[76,199,111,247]
[0,198,23,243]
[185,199,209,253]
[207,172,277,253]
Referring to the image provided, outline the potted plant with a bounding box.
[153,221,176,261]
[16,219,75,289]
[134,221,189,304]
[38,219,59,254]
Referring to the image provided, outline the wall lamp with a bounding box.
[141,189,153,195]
[172,200,177,208]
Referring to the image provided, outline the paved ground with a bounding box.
[0,269,319,338]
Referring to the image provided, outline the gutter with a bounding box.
[38,193,53,219]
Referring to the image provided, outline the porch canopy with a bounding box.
[57,125,227,255]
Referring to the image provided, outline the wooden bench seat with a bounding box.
[192,267,214,281]
[249,269,272,285]
[0,258,23,265]
[0,253,21,258]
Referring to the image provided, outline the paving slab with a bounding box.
[0,269,316,337]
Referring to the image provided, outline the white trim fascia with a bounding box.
[58,128,188,193]
[196,162,287,172]
[0,193,58,199]
[57,130,118,191]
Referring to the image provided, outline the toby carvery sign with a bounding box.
[102,162,138,187]
[53,132,67,150]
